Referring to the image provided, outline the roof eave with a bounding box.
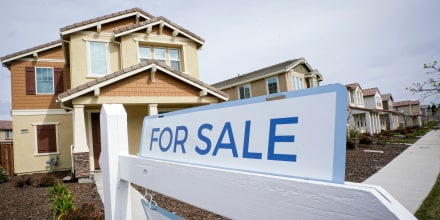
[1,42,62,64]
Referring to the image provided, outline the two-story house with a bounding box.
[1,8,228,178]
[0,120,13,143]
[393,100,422,128]
[346,83,369,134]
[362,87,383,134]
[211,58,323,100]
[381,93,400,131]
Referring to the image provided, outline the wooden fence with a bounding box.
[0,142,14,176]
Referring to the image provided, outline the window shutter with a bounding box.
[25,67,36,95]
[54,68,64,94]
[37,125,56,153]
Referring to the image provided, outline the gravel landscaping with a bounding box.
[0,142,410,219]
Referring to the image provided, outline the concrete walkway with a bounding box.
[364,129,440,213]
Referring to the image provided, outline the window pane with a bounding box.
[89,41,108,75]
[267,77,278,94]
[239,84,251,99]
[169,49,180,60]
[139,46,151,62]
[6,130,12,139]
[36,67,54,94]
[154,48,166,63]
[169,49,181,70]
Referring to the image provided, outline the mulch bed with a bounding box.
[0,143,409,219]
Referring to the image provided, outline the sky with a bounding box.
[1,0,439,120]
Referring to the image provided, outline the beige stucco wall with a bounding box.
[69,32,120,88]
[12,113,73,174]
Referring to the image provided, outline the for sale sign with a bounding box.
[140,84,347,183]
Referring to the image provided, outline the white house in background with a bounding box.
[362,87,383,134]
[393,100,422,128]
[381,93,400,131]
[346,83,369,134]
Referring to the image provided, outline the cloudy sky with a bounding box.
[1,0,439,120]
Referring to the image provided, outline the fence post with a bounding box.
[99,104,131,220]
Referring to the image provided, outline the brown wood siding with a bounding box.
[293,64,310,74]
[100,69,199,97]
[136,26,173,37]
[82,17,138,33]
[38,47,64,59]
[10,61,66,110]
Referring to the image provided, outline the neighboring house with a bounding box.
[381,93,400,131]
[362,87,383,134]
[1,8,228,177]
[0,120,13,142]
[346,83,369,134]
[211,58,323,100]
[346,84,395,135]
[393,100,422,128]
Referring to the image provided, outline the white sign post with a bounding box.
[99,84,416,220]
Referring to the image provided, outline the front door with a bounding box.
[91,113,101,170]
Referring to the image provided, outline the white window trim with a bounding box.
[291,74,304,90]
[138,45,152,63]
[136,39,186,72]
[32,122,60,156]
[35,67,55,95]
[86,40,110,77]
[238,84,252,99]
[266,77,279,95]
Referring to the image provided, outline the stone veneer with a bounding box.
[73,152,90,178]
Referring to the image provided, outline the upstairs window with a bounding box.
[267,77,279,94]
[238,84,251,99]
[88,41,108,76]
[138,46,181,71]
[25,67,63,95]
[36,67,54,94]
[5,130,12,140]
[292,75,304,90]
[169,49,181,71]
[139,46,151,62]
[154,48,166,63]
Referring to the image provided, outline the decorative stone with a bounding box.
[73,152,90,178]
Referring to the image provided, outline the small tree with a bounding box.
[407,61,440,100]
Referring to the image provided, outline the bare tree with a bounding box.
[407,61,440,101]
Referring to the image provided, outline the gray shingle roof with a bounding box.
[0,120,12,130]
[113,16,205,44]
[60,8,154,33]
[1,40,61,63]
[212,58,304,89]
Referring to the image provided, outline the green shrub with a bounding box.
[49,183,76,220]
[0,166,9,183]
[62,203,104,220]
[38,173,58,187]
[14,175,32,187]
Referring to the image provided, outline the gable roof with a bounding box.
[212,58,316,89]
[1,40,62,66]
[60,8,154,35]
[381,93,393,102]
[345,83,362,91]
[113,16,205,47]
[58,60,228,103]
[363,87,381,97]
[0,120,12,130]
[393,100,420,107]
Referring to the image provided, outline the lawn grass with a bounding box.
[415,172,440,219]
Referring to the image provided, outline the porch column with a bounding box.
[365,113,372,135]
[148,104,158,116]
[73,104,90,178]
